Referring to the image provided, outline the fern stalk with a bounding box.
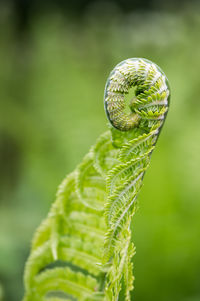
[23,58,170,301]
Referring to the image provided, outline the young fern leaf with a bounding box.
[23,58,170,301]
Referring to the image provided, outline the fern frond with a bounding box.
[23,58,170,301]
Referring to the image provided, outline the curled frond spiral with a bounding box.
[104,58,170,131]
[23,58,170,301]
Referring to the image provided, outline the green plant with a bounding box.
[23,58,170,301]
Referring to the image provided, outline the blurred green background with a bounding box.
[0,0,200,300]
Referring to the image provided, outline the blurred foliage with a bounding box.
[0,2,200,301]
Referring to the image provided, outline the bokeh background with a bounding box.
[0,0,200,300]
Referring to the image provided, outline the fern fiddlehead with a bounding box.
[23,58,170,301]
